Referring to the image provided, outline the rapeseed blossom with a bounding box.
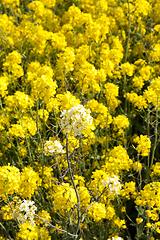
[121,62,135,76]
[103,146,133,174]
[112,115,129,132]
[125,92,148,109]
[60,104,95,136]
[44,139,65,155]
[104,83,120,111]
[13,199,37,226]
[133,135,151,157]
[0,76,9,97]
[88,202,106,222]
[151,163,160,176]
[102,175,121,196]
[86,99,112,128]
[108,238,124,240]
[3,51,24,79]
[0,165,20,198]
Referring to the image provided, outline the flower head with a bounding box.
[60,104,95,136]
[44,140,65,155]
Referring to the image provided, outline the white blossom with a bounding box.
[13,200,37,226]
[60,104,93,136]
[44,140,65,155]
[102,175,121,195]
[108,237,123,240]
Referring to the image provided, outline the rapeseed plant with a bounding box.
[1,0,160,239]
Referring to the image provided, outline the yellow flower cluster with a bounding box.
[112,115,129,133]
[0,76,10,97]
[125,92,148,109]
[133,135,151,157]
[103,146,133,174]
[151,163,160,177]
[104,83,120,112]
[3,51,24,79]
[135,182,160,234]
[27,62,57,101]
[86,99,112,128]
[0,165,20,197]
[0,165,41,199]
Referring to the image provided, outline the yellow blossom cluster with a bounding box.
[0,165,41,200]
[133,135,151,157]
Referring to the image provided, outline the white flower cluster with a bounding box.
[108,237,123,240]
[102,175,121,195]
[60,104,93,136]
[44,140,65,155]
[13,199,37,226]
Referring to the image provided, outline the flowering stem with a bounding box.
[18,109,33,166]
[36,99,45,186]
[146,213,150,240]
[66,133,80,239]
[81,187,107,216]
[34,214,76,237]
[0,99,23,167]
[124,0,131,63]
[150,101,158,168]
[147,110,150,168]
[122,129,127,150]
[0,221,12,240]
[124,75,128,115]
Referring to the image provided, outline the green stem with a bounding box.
[137,154,142,192]
[105,111,109,157]
[18,108,33,166]
[150,100,158,168]
[66,133,80,239]
[146,208,151,240]
[36,99,44,186]
[122,128,127,150]
[147,110,150,168]
[0,99,23,166]
[124,0,131,63]
[124,74,128,115]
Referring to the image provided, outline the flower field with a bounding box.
[1,0,160,239]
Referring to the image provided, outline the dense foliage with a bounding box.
[0,0,160,239]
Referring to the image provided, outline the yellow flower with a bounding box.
[132,162,142,172]
[136,217,143,224]
[0,165,20,198]
[133,135,151,157]
[121,62,135,76]
[104,83,120,112]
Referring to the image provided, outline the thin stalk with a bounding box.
[18,108,33,166]
[147,110,150,168]
[105,111,109,157]
[124,74,128,115]
[122,129,127,150]
[146,215,150,240]
[0,99,23,166]
[36,99,45,186]
[34,214,76,237]
[66,133,80,239]
[150,101,158,168]
[81,187,107,217]
[0,221,12,240]
[137,154,142,192]
[55,155,63,181]
[124,0,131,63]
